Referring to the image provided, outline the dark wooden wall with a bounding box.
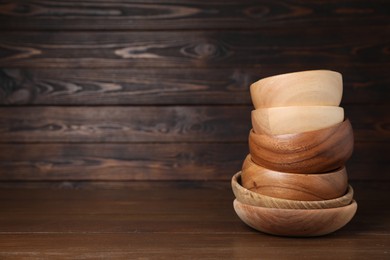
[0,0,388,181]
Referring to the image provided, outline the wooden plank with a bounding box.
[0,181,388,232]
[0,142,387,181]
[0,105,388,143]
[0,143,248,181]
[0,27,389,68]
[0,0,390,30]
[0,181,388,258]
[0,68,253,105]
[0,178,235,190]
[0,67,388,105]
[0,0,388,30]
[0,188,238,234]
[345,105,390,142]
[0,233,388,259]
[0,106,252,143]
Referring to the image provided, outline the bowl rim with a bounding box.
[232,171,354,209]
[252,105,344,113]
[233,197,357,212]
[250,69,342,89]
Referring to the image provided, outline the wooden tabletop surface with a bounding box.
[0,180,388,259]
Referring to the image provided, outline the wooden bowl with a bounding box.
[231,171,353,209]
[249,119,354,174]
[233,199,357,237]
[251,106,344,135]
[241,155,348,200]
[250,70,343,109]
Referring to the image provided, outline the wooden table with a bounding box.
[0,180,389,259]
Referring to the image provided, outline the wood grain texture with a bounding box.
[0,143,248,181]
[0,68,254,105]
[0,142,387,181]
[0,233,388,259]
[0,181,388,258]
[249,120,354,173]
[250,70,343,108]
[251,106,344,135]
[0,67,389,105]
[0,106,252,143]
[0,27,388,68]
[232,171,353,209]
[233,199,357,236]
[241,155,349,201]
[0,0,388,254]
[0,0,388,184]
[0,105,388,143]
[0,0,388,30]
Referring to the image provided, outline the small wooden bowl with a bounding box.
[250,70,343,109]
[241,155,348,200]
[251,106,344,135]
[233,199,357,237]
[249,119,354,174]
[231,171,353,209]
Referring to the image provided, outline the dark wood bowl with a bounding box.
[241,154,349,201]
[249,119,354,174]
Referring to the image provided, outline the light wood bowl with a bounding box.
[241,155,348,200]
[249,119,354,174]
[250,70,343,109]
[231,171,353,209]
[251,106,344,135]
[233,199,357,237]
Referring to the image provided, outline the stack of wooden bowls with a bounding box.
[232,70,358,237]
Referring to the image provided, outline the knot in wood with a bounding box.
[194,43,218,59]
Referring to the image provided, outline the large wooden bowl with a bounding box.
[249,119,354,174]
[231,171,353,209]
[233,199,357,237]
[251,106,344,135]
[241,155,348,201]
[250,70,343,109]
